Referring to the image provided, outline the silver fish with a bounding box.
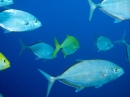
[0,0,13,7]
[38,59,124,97]
[19,39,55,60]
[0,9,41,32]
[88,0,130,23]
[96,36,114,52]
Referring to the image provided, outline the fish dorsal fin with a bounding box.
[75,87,84,92]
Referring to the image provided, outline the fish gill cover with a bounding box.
[0,0,130,97]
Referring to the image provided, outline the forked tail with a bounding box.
[19,39,27,56]
[114,31,128,46]
[88,0,97,21]
[38,69,57,97]
[52,37,61,58]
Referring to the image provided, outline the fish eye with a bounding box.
[114,68,118,72]
[2,59,6,63]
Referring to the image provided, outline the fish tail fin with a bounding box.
[114,31,128,46]
[38,69,57,97]
[88,0,97,21]
[19,38,27,56]
[52,37,61,58]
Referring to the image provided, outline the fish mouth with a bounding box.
[118,68,124,77]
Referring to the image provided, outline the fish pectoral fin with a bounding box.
[75,87,84,92]
[95,85,102,88]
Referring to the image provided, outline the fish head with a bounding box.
[1,0,14,6]
[67,36,80,49]
[105,65,124,81]
[27,18,42,31]
[0,53,10,70]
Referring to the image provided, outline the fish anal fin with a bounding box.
[61,49,67,58]
[95,85,102,88]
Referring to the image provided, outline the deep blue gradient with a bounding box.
[0,0,130,97]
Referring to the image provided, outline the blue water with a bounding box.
[0,0,130,97]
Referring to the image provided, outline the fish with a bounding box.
[19,39,56,60]
[52,35,80,58]
[95,36,114,52]
[88,0,130,23]
[0,52,10,71]
[38,59,124,97]
[0,9,42,32]
[0,0,14,7]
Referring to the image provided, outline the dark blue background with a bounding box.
[0,0,130,97]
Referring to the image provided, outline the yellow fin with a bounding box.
[52,38,61,58]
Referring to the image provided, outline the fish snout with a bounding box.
[118,67,124,77]
[34,20,42,28]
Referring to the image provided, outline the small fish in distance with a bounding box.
[52,35,80,58]
[19,39,56,60]
[95,36,114,52]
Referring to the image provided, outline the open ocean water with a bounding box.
[0,0,130,97]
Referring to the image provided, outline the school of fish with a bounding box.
[0,0,130,97]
